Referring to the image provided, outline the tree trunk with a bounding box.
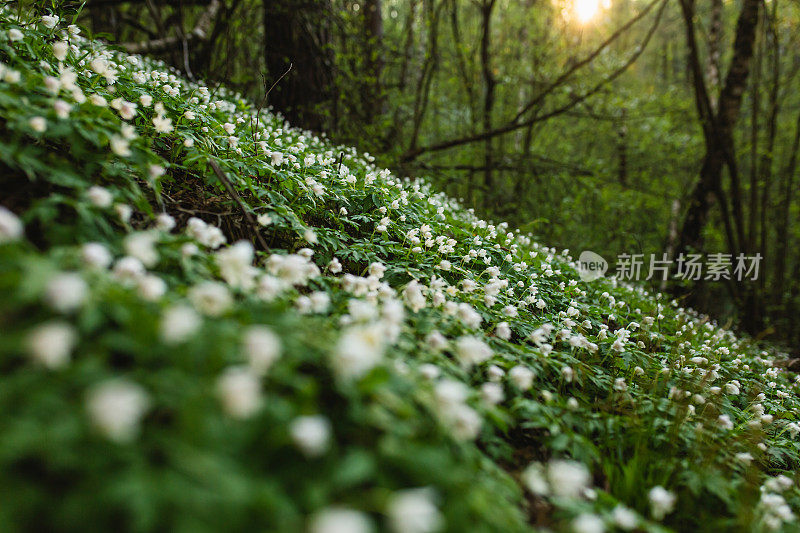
[263,0,334,132]
[706,0,722,107]
[480,0,497,199]
[362,0,385,120]
[676,0,760,260]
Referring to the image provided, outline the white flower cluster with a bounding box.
[522,459,592,500]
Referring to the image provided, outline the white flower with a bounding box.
[160,305,201,344]
[8,28,23,41]
[188,282,232,316]
[243,326,282,374]
[368,262,386,278]
[216,241,257,289]
[304,228,318,244]
[86,380,149,443]
[182,243,199,257]
[454,336,492,368]
[41,15,60,28]
[548,460,591,499]
[387,488,442,533]
[3,68,20,83]
[156,213,175,231]
[268,253,318,285]
[735,452,753,465]
[495,321,511,340]
[53,41,69,61]
[487,364,505,382]
[80,242,111,269]
[113,256,146,282]
[718,414,734,430]
[289,415,331,457]
[332,324,386,379]
[124,232,158,267]
[140,94,153,107]
[137,275,166,301]
[115,203,133,223]
[109,134,131,157]
[434,378,468,408]
[446,403,482,440]
[26,321,77,369]
[456,302,482,328]
[425,330,447,351]
[327,257,342,273]
[45,272,87,313]
[153,114,173,133]
[310,291,331,313]
[89,94,107,107]
[509,365,534,390]
[120,123,136,140]
[419,363,441,380]
[257,213,273,226]
[87,186,113,208]
[44,75,63,92]
[648,486,676,520]
[186,217,227,248]
[0,206,23,243]
[481,382,504,405]
[433,380,482,440]
[255,274,285,301]
[611,505,638,530]
[53,99,71,119]
[309,507,373,533]
[269,151,284,166]
[521,462,549,495]
[764,475,793,493]
[29,116,47,132]
[572,514,605,533]
[216,366,262,419]
[403,281,427,312]
[725,382,740,395]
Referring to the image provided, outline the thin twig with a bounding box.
[251,63,293,146]
[208,159,270,251]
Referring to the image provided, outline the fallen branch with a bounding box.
[208,159,270,251]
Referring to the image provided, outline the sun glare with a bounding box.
[574,0,601,23]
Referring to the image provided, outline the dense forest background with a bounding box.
[26,0,800,349]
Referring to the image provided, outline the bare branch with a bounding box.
[119,0,220,54]
[400,0,668,162]
[511,0,663,124]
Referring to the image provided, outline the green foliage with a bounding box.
[1,9,800,532]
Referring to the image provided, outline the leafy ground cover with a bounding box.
[0,8,799,532]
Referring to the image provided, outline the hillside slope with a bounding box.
[1,10,799,532]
